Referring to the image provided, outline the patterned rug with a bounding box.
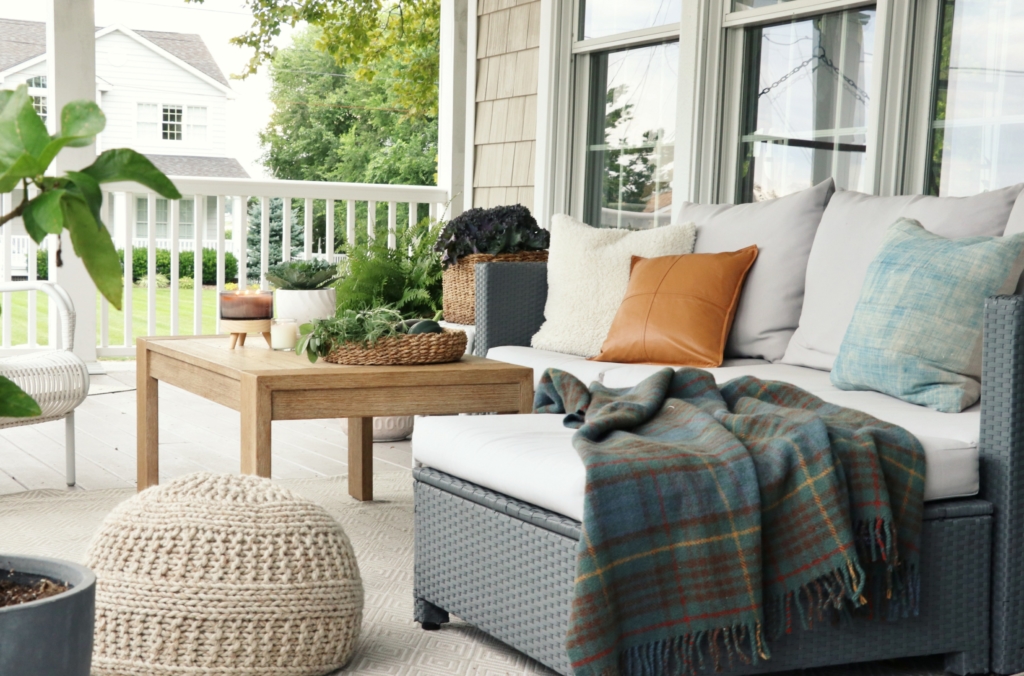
[0,471,948,676]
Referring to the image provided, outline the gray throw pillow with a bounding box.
[782,184,1024,372]
[677,179,834,362]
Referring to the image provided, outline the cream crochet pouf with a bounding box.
[86,473,363,676]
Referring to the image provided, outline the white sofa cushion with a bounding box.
[679,179,834,362]
[530,214,696,358]
[414,362,980,521]
[782,185,1024,371]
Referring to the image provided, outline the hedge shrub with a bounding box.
[117,248,238,285]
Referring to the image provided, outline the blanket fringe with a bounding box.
[619,622,767,676]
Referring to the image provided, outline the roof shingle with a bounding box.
[146,155,250,179]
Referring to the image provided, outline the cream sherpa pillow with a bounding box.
[531,215,697,357]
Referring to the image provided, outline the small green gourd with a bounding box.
[408,320,443,335]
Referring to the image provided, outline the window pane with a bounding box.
[180,198,195,240]
[581,0,682,41]
[32,96,47,124]
[162,105,183,141]
[206,197,219,240]
[733,0,800,10]
[583,41,678,229]
[929,0,1024,196]
[25,75,46,88]
[187,106,208,143]
[156,198,168,239]
[135,197,147,238]
[138,103,157,141]
[737,8,876,202]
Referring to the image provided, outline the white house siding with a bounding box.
[94,31,228,158]
[473,0,540,212]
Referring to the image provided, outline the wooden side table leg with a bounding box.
[240,374,272,479]
[348,417,373,501]
[136,340,159,492]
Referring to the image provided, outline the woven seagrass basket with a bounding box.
[324,329,467,366]
[442,250,549,325]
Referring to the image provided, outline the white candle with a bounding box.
[271,319,298,351]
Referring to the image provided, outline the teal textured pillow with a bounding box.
[831,218,1024,412]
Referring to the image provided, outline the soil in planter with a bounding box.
[0,573,69,609]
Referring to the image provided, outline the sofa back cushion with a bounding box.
[593,248,759,367]
[678,179,834,362]
[831,219,1024,412]
[531,214,697,357]
[782,184,1024,371]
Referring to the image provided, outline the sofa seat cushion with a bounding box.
[413,363,980,521]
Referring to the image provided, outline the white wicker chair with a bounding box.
[0,282,89,486]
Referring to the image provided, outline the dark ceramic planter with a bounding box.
[0,554,95,676]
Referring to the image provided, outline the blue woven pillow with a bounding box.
[831,218,1024,412]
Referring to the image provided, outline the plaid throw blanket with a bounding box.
[534,367,925,676]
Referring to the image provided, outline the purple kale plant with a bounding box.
[434,204,549,269]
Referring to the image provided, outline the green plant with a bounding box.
[296,305,404,363]
[266,259,341,290]
[335,218,443,318]
[434,205,549,269]
[36,249,47,280]
[117,248,238,285]
[0,84,179,417]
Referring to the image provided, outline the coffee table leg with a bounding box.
[348,417,373,501]
[136,342,159,492]
[240,374,272,479]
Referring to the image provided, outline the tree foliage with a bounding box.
[187,0,440,118]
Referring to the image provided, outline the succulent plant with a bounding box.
[433,204,549,269]
[266,259,341,290]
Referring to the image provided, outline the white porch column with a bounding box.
[439,0,470,219]
[47,0,99,363]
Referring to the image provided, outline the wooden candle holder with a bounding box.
[222,319,272,349]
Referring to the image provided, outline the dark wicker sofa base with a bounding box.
[413,467,993,676]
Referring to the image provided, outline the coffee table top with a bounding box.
[138,335,532,387]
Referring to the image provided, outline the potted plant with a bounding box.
[0,85,180,675]
[267,258,342,327]
[434,205,549,325]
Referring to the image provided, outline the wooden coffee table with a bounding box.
[136,336,534,500]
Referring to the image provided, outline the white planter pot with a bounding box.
[274,288,336,327]
[343,416,415,442]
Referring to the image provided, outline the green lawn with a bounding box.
[4,286,220,347]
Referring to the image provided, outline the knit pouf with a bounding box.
[86,473,363,676]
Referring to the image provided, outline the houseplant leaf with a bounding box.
[82,149,182,199]
[0,375,41,418]
[59,100,105,147]
[0,86,49,170]
[61,192,123,310]
[65,170,105,225]
[22,189,66,243]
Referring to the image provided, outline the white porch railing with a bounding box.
[0,176,448,358]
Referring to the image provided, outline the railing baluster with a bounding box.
[239,196,249,290]
[429,202,437,224]
[170,198,180,336]
[97,190,110,349]
[194,195,204,335]
[216,195,226,335]
[28,227,38,348]
[304,197,313,260]
[123,193,134,348]
[2,192,12,348]
[387,201,397,249]
[346,200,356,248]
[260,196,270,291]
[326,199,335,260]
[367,200,376,241]
[282,197,291,263]
[409,202,419,231]
[147,193,157,337]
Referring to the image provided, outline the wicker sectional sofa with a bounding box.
[412,187,1024,675]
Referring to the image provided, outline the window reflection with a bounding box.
[583,42,678,229]
[733,0,799,11]
[929,0,1024,196]
[737,9,875,202]
[581,0,682,41]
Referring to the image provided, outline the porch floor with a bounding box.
[0,361,412,494]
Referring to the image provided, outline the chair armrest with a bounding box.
[473,262,547,357]
[0,281,76,350]
[980,295,1024,674]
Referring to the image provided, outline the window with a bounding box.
[162,105,183,141]
[187,106,207,143]
[928,0,1024,196]
[26,76,46,124]
[736,8,876,202]
[31,96,47,124]
[137,103,158,141]
[135,198,169,239]
[583,42,679,228]
[180,199,195,240]
[580,0,681,40]
[206,197,220,240]
[25,75,46,88]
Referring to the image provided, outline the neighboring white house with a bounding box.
[0,18,248,263]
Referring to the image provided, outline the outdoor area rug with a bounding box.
[0,471,950,676]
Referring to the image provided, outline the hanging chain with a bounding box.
[758,45,870,104]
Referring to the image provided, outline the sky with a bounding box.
[0,0,292,179]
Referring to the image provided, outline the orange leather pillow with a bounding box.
[593,246,759,367]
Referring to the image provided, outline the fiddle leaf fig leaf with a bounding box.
[82,149,182,199]
[0,376,42,418]
[22,189,66,243]
[61,192,124,310]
